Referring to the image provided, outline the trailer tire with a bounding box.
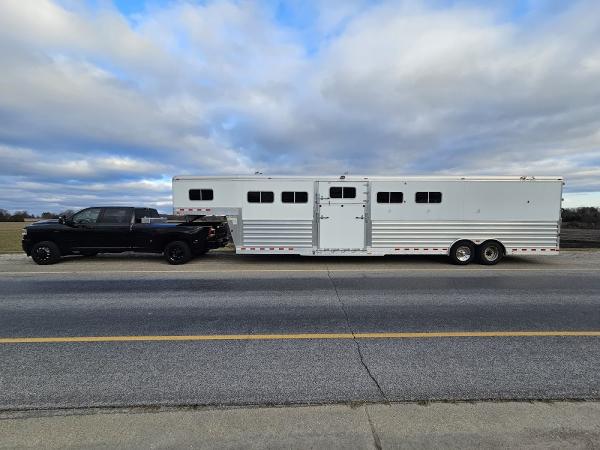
[164,241,192,265]
[31,241,61,265]
[449,241,475,265]
[478,240,504,265]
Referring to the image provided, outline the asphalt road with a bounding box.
[0,251,599,410]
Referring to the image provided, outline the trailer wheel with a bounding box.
[478,241,504,265]
[164,241,192,265]
[449,241,475,265]
[31,241,61,265]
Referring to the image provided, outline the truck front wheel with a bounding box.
[31,241,61,265]
[164,241,192,265]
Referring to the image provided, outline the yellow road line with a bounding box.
[1,331,599,344]
[0,267,598,276]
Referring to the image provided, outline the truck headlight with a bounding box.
[21,229,27,237]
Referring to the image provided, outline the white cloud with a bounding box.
[0,0,599,212]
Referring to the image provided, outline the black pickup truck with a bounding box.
[22,207,228,265]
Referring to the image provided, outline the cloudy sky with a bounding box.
[1,0,599,213]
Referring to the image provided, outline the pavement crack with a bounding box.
[327,270,388,403]
[363,405,383,450]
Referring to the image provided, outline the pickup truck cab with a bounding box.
[22,207,228,265]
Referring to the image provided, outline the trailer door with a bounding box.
[317,181,367,250]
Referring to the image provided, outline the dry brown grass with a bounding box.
[0,222,26,253]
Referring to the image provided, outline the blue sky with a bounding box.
[1,0,600,213]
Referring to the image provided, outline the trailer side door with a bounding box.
[317,181,368,251]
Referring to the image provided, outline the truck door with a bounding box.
[88,207,134,250]
[130,208,159,250]
[64,207,103,250]
[317,181,367,250]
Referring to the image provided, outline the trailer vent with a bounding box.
[243,220,312,247]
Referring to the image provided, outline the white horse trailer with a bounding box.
[172,175,563,264]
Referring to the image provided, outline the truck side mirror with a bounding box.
[58,215,73,226]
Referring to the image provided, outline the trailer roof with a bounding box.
[173,175,563,182]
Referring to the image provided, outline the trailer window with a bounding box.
[189,189,213,201]
[415,192,428,203]
[416,192,442,203]
[390,192,403,203]
[330,187,343,198]
[429,192,442,203]
[296,192,308,203]
[330,187,356,199]
[343,187,356,198]
[248,191,274,203]
[282,191,309,203]
[377,192,403,203]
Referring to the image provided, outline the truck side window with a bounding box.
[189,189,213,201]
[98,208,132,224]
[134,208,159,223]
[282,192,309,203]
[71,208,101,225]
[248,191,274,203]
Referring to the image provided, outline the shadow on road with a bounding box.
[51,251,545,268]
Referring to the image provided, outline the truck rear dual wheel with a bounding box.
[164,241,192,265]
[31,241,61,265]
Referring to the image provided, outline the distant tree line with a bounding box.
[0,209,75,222]
[561,207,600,229]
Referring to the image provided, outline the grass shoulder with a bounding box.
[0,222,26,253]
